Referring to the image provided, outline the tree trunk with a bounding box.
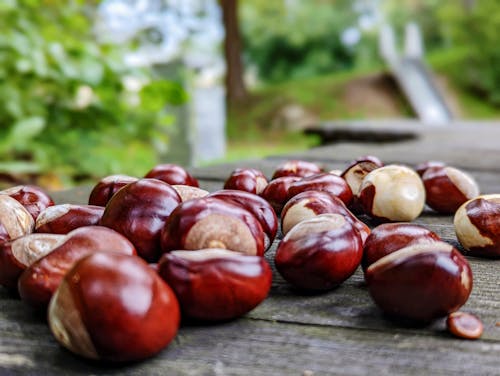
[220,0,247,104]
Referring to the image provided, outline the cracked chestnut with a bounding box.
[49,252,180,362]
[159,249,272,321]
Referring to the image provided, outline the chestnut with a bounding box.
[422,166,479,214]
[144,163,199,187]
[161,197,265,256]
[358,165,425,222]
[1,185,54,220]
[88,174,138,207]
[272,160,323,179]
[18,226,136,309]
[0,195,34,244]
[171,185,209,202]
[341,155,383,197]
[365,241,473,322]
[280,190,370,242]
[209,189,278,249]
[415,160,446,177]
[35,204,104,234]
[287,173,353,206]
[48,252,180,362]
[158,249,272,321]
[446,312,483,340]
[454,194,500,258]
[100,179,182,262]
[362,223,441,271]
[223,168,268,195]
[260,176,301,214]
[0,233,65,290]
[275,214,363,290]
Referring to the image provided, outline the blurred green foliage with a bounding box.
[241,0,359,83]
[0,0,186,184]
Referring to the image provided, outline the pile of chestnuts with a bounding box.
[0,157,493,363]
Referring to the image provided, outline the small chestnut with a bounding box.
[280,190,370,242]
[48,252,180,362]
[422,166,479,214]
[287,173,353,206]
[272,160,323,180]
[171,185,209,202]
[224,168,268,195]
[100,179,182,262]
[454,194,500,258]
[260,176,301,214]
[209,189,278,249]
[159,249,272,321]
[341,155,383,197]
[144,163,199,187]
[275,214,363,290]
[446,312,483,340]
[358,165,425,222]
[35,204,104,234]
[0,195,34,244]
[18,226,136,309]
[0,233,65,290]
[1,185,54,220]
[365,241,473,322]
[362,223,441,271]
[88,175,138,207]
[415,160,446,177]
[161,197,265,256]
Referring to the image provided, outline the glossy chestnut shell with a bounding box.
[18,226,136,309]
[454,194,500,258]
[0,195,34,244]
[144,163,199,187]
[287,173,353,206]
[100,179,182,262]
[365,242,473,322]
[272,160,322,180]
[422,166,479,214]
[260,176,301,214]
[35,204,104,234]
[362,223,441,271]
[48,252,180,362]
[1,185,54,220]
[275,214,363,290]
[88,175,138,207]
[159,249,272,321]
[224,168,268,195]
[161,197,265,256]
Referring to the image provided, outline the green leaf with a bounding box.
[10,116,46,145]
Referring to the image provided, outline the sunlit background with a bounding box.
[0,0,497,189]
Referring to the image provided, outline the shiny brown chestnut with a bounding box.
[35,204,104,234]
[0,233,65,290]
[49,252,180,362]
[260,176,301,214]
[172,185,209,202]
[362,223,441,271]
[159,249,272,321]
[271,160,323,180]
[18,226,136,309]
[280,190,370,242]
[224,168,268,195]
[88,174,138,207]
[454,194,500,258]
[365,241,473,322]
[161,197,265,256]
[446,312,483,340]
[415,160,446,177]
[209,189,278,249]
[341,155,383,197]
[288,173,353,206]
[275,214,363,290]
[0,195,34,244]
[144,163,199,187]
[422,166,479,214]
[100,179,182,262]
[358,165,425,222]
[1,185,54,220]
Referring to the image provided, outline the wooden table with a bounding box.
[1,121,499,375]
